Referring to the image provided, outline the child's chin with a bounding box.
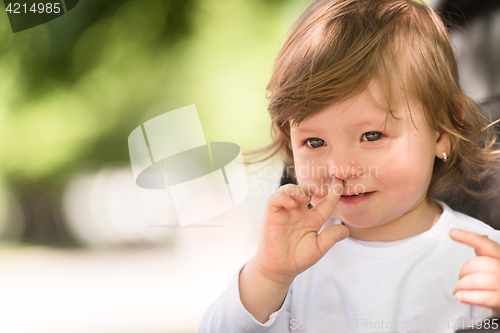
[335,213,380,228]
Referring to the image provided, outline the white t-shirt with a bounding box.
[197,200,499,333]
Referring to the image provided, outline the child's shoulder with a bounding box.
[439,199,500,245]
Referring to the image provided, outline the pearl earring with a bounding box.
[442,152,447,161]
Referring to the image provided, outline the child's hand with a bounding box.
[251,177,349,286]
[450,229,500,314]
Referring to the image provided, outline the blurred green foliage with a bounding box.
[0,0,286,183]
[0,0,308,244]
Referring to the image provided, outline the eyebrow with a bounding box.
[293,127,319,134]
[294,118,386,133]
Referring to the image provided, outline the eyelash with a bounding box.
[302,132,385,148]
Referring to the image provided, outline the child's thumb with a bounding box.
[316,224,350,256]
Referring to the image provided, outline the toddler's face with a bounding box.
[290,79,448,229]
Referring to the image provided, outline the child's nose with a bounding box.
[328,159,365,180]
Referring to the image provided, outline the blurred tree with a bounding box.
[0,0,200,246]
[0,0,285,246]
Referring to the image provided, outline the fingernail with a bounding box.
[454,291,462,301]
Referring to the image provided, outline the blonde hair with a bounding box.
[244,0,500,200]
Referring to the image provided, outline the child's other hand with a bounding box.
[251,177,350,286]
[450,229,500,315]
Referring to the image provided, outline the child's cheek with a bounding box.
[381,150,432,202]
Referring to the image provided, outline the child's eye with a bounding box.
[361,132,383,142]
[303,138,326,148]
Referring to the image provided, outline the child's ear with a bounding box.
[433,101,463,160]
[434,128,451,161]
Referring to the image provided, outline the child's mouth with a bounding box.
[340,191,375,204]
[341,192,369,197]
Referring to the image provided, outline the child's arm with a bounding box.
[239,257,294,323]
[197,260,292,333]
[238,177,349,323]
